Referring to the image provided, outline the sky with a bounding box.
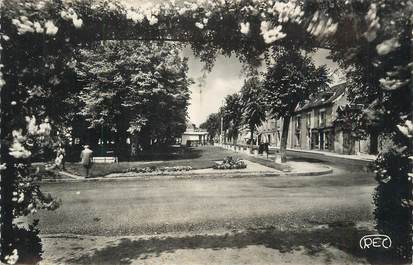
[185,48,345,127]
[121,0,345,126]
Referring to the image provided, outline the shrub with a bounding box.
[7,221,42,265]
[213,156,247,170]
[371,147,412,262]
[124,166,192,173]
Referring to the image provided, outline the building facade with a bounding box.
[249,83,383,155]
[181,123,208,146]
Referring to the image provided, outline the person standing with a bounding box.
[80,145,93,177]
[56,143,66,170]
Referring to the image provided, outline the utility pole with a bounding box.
[220,116,223,144]
[220,99,224,145]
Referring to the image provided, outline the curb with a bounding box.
[40,171,281,183]
[285,166,333,177]
[39,165,333,184]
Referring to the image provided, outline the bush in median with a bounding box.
[124,166,193,174]
[213,157,247,170]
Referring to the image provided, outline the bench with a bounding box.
[92,156,118,163]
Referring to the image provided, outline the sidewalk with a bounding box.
[217,143,374,172]
[282,148,376,162]
[217,145,332,176]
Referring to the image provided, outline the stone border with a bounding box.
[39,164,333,184]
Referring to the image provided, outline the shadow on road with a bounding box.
[63,224,399,265]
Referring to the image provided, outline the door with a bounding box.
[343,131,355,154]
[319,130,324,150]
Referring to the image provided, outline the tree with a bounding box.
[222,93,243,145]
[323,1,413,258]
[1,0,412,262]
[74,41,191,155]
[200,113,221,142]
[263,48,330,162]
[240,77,267,152]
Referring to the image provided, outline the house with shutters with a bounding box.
[248,82,383,155]
[290,82,354,153]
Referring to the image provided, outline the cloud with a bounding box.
[189,77,243,126]
[185,48,246,126]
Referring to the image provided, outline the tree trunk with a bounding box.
[369,131,379,154]
[139,127,151,151]
[1,162,15,261]
[1,79,15,261]
[280,117,291,163]
[249,125,254,154]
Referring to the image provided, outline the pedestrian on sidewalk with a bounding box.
[80,145,93,177]
[264,142,269,159]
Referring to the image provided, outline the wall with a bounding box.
[181,134,206,145]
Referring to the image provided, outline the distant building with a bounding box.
[239,83,385,156]
[181,123,208,146]
[289,82,384,155]
[292,83,348,153]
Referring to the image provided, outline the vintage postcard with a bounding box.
[1,0,412,264]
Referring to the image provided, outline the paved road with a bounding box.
[31,166,383,265]
[33,166,376,236]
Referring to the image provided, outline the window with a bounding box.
[319,110,326,127]
[276,131,281,147]
[270,119,276,128]
[295,132,301,147]
[306,113,311,128]
[324,132,329,150]
[311,131,319,149]
[295,116,301,131]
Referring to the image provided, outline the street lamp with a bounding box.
[220,115,223,144]
[219,99,224,145]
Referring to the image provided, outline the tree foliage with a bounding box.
[222,93,243,144]
[263,48,330,119]
[1,0,413,263]
[74,41,191,151]
[200,113,221,141]
[240,77,267,145]
[262,48,330,162]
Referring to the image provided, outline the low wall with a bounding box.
[281,149,373,172]
[217,143,374,172]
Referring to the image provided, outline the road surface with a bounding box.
[34,167,375,235]
[31,166,383,265]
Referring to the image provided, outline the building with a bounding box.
[238,112,280,147]
[181,123,208,146]
[251,83,383,155]
[291,83,348,153]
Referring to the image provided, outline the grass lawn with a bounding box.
[64,146,242,178]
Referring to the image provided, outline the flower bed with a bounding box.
[213,156,247,170]
[124,166,193,174]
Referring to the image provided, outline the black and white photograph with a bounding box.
[0,0,412,264]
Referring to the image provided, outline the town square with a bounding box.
[0,0,412,264]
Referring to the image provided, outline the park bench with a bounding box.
[92,156,119,163]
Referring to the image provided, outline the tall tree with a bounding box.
[74,41,191,155]
[222,93,243,145]
[263,48,330,162]
[200,113,221,142]
[326,1,413,258]
[240,77,267,152]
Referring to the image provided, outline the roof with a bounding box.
[182,130,208,136]
[186,122,197,130]
[295,83,347,113]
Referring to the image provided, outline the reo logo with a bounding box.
[360,234,392,249]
